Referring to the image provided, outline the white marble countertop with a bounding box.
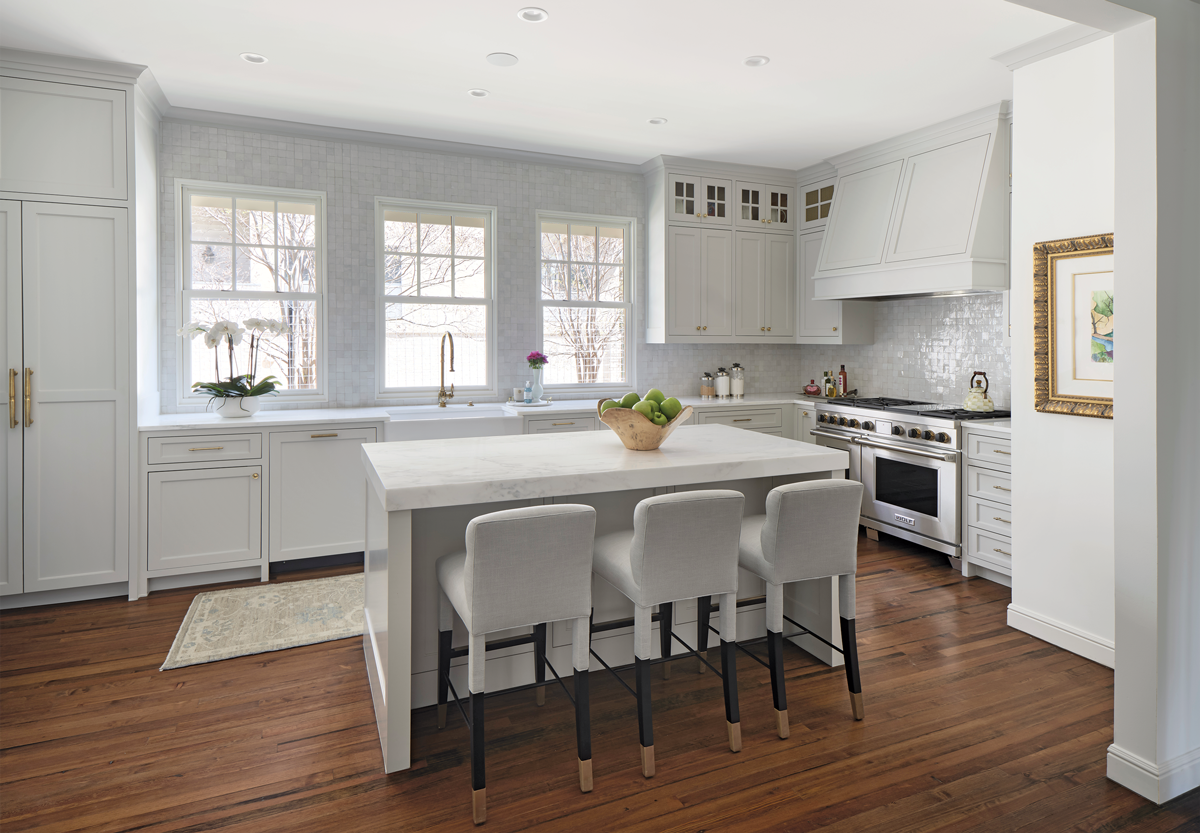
[502,391,819,415]
[964,418,1012,433]
[362,423,848,512]
[139,407,390,431]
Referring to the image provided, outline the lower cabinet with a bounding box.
[795,400,818,443]
[962,426,1012,581]
[693,405,794,439]
[147,466,262,572]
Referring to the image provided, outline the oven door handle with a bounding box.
[809,428,856,442]
[853,436,959,462]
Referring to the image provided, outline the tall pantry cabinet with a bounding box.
[1,53,159,603]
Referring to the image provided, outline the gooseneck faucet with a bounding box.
[438,331,455,407]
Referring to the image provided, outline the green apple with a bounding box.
[620,391,641,408]
[644,388,666,405]
[660,397,683,420]
[600,399,621,414]
[646,399,661,414]
[651,411,669,426]
[631,400,655,420]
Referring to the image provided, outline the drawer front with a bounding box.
[697,407,783,430]
[967,465,1012,506]
[966,496,1012,536]
[148,433,262,465]
[966,432,1012,470]
[526,416,598,434]
[967,527,1012,573]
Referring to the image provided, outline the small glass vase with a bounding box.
[531,367,544,403]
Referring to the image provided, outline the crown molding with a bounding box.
[0,47,146,86]
[796,161,837,187]
[639,154,797,184]
[991,22,1109,69]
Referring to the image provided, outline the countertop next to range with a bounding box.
[503,391,825,415]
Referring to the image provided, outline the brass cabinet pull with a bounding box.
[992,485,1011,492]
[993,547,1011,556]
[252,472,259,479]
[993,516,1011,524]
[8,369,16,429]
[702,326,707,331]
[696,326,701,331]
[832,326,838,332]
[992,449,1011,455]
[733,418,752,422]
[189,446,224,452]
[552,422,575,426]
[766,326,771,331]
[802,411,808,416]
[23,368,32,427]
[760,327,765,331]
[311,433,338,438]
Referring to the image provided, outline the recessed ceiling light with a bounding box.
[743,55,770,67]
[648,117,668,125]
[240,52,268,64]
[517,7,549,22]
[468,88,490,98]
[486,52,519,67]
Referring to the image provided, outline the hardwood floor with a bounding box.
[2,535,1197,832]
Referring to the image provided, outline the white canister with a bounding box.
[715,367,731,398]
[730,363,745,398]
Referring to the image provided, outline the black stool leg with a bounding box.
[659,602,673,679]
[574,668,593,792]
[696,595,712,673]
[437,629,452,729]
[840,616,865,720]
[766,629,789,738]
[533,623,547,706]
[720,638,742,752]
[470,689,486,824]
[635,656,655,777]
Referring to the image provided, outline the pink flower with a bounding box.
[526,350,549,369]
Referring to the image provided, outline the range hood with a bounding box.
[811,103,1010,301]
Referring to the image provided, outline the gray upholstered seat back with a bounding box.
[465,504,597,634]
[631,490,744,604]
[761,480,863,583]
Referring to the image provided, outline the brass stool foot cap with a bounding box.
[472,788,486,825]
[850,691,865,720]
[775,709,790,739]
[578,758,593,793]
[640,744,655,778]
[437,703,447,729]
[536,685,545,706]
[727,721,742,753]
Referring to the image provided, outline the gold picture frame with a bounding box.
[1033,233,1114,419]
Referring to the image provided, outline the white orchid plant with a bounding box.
[179,317,291,402]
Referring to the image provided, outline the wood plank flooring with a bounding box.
[2,535,1197,832]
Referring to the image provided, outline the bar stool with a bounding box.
[702,479,864,739]
[590,490,745,778]
[436,504,597,825]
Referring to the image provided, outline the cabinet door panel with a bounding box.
[799,231,841,337]
[887,135,990,262]
[667,226,702,336]
[1,201,19,594]
[667,174,702,224]
[22,203,129,591]
[701,229,732,336]
[734,232,764,337]
[764,234,794,337]
[0,78,128,200]
[269,427,377,562]
[148,467,261,571]
[701,177,732,225]
[819,160,903,270]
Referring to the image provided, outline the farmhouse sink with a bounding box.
[383,404,522,441]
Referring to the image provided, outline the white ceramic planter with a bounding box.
[213,396,264,418]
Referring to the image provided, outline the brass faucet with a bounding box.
[438,331,455,407]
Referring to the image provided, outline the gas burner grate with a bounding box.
[920,408,1012,421]
[830,397,934,410]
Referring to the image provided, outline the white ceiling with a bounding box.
[0,0,1068,170]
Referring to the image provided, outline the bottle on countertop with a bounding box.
[837,365,848,397]
[730,363,745,398]
[824,371,837,398]
[524,380,532,404]
[715,367,731,398]
[700,372,715,399]
[803,379,822,397]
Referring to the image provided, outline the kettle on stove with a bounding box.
[963,371,995,412]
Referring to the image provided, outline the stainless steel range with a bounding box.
[809,397,1010,559]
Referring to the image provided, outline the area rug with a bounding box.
[160,573,364,670]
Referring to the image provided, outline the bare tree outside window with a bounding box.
[539,219,630,386]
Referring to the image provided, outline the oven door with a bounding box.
[858,437,960,546]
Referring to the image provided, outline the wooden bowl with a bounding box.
[597,399,694,451]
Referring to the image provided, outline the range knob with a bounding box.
[837,417,848,427]
[935,432,950,444]
[817,414,828,423]
[922,430,935,441]
[862,421,874,431]
[908,428,921,438]
[847,419,860,429]
[892,426,904,436]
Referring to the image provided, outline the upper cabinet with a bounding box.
[735,181,794,231]
[0,77,129,200]
[799,179,835,231]
[812,102,1011,300]
[667,173,732,225]
[797,230,874,344]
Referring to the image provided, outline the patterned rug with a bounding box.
[160,573,363,670]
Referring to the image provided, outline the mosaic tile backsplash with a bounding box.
[157,122,1009,411]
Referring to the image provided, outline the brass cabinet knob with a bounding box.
[766,326,771,331]
[252,472,259,479]
[760,326,765,331]
[702,326,707,330]
[696,326,701,331]
[832,327,838,332]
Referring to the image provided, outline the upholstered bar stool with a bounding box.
[436,504,597,825]
[708,479,865,739]
[591,490,745,778]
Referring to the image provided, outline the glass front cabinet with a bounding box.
[667,173,732,225]
[735,181,795,231]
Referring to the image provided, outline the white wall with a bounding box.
[1008,37,1116,666]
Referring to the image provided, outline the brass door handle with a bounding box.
[189,446,224,452]
[311,433,338,438]
[993,547,1011,556]
[733,418,752,422]
[992,449,1011,455]
[993,516,1011,524]
[8,369,16,429]
[993,485,1011,492]
[23,368,32,427]
[552,422,575,426]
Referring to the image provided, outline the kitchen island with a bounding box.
[361,424,848,772]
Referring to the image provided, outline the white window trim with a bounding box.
[535,210,637,397]
[174,179,329,406]
[374,196,499,400]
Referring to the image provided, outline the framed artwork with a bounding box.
[1033,233,1114,419]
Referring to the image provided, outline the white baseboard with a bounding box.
[1007,604,1115,667]
[1108,742,1200,804]
[0,582,128,609]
